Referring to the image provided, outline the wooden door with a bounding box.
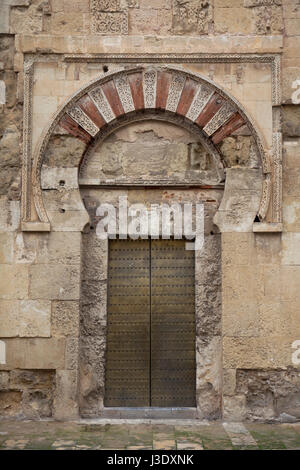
[105,239,196,407]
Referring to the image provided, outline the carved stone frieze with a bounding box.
[186,85,213,122]
[203,102,236,137]
[143,70,157,109]
[114,75,135,113]
[165,73,186,113]
[88,87,115,123]
[91,11,128,35]
[67,106,99,137]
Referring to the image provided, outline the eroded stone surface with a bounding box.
[236,368,300,421]
[43,135,87,168]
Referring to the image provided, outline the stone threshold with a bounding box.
[80,407,200,422]
[78,419,210,426]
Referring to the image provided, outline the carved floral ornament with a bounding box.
[23,65,281,232]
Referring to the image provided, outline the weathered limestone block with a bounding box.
[223,369,237,397]
[0,264,28,300]
[81,234,107,282]
[79,335,106,416]
[196,286,221,337]
[35,232,81,265]
[219,136,260,168]
[282,232,300,265]
[223,337,293,369]
[0,298,50,338]
[80,280,107,335]
[280,266,300,301]
[250,5,283,35]
[172,0,213,35]
[51,0,89,13]
[2,338,65,370]
[236,368,300,421]
[281,301,300,338]
[41,167,78,190]
[10,2,43,34]
[0,391,22,417]
[223,300,260,337]
[261,265,281,303]
[283,140,300,169]
[252,233,281,265]
[214,168,262,232]
[47,209,90,232]
[43,135,86,167]
[215,0,283,35]
[9,369,55,389]
[91,0,122,12]
[0,233,14,263]
[282,106,300,137]
[9,369,55,418]
[223,263,281,306]
[196,235,222,337]
[223,395,247,422]
[22,389,53,419]
[222,232,252,266]
[19,300,51,337]
[0,371,9,390]
[29,264,80,300]
[196,336,222,419]
[283,197,300,232]
[282,60,300,104]
[0,70,19,108]
[49,11,90,35]
[0,300,18,337]
[0,1,31,34]
[0,125,21,199]
[214,1,253,34]
[51,301,80,338]
[53,370,79,420]
[128,8,172,35]
[0,36,15,70]
[43,188,89,212]
[258,302,293,337]
[14,232,39,264]
[65,337,79,370]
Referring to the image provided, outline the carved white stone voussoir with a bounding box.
[166,73,186,113]
[186,84,214,122]
[203,102,235,136]
[88,87,115,123]
[143,70,157,109]
[67,106,99,137]
[114,74,135,113]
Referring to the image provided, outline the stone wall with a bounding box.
[0,1,300,421]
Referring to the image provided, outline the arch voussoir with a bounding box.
[31,65,270,228]
[58,67,247,149]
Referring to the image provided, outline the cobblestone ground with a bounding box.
[0,421,300,450]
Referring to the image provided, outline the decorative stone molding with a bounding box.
[21,55,282,232]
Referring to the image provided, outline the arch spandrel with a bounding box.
[27,65,274,232]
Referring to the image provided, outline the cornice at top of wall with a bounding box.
[14,34,283,55]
